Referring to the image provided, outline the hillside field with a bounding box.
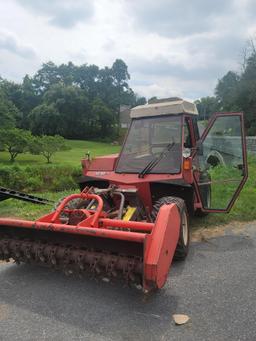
[0,139,120,167]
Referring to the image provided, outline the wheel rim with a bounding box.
[182,211,189,246]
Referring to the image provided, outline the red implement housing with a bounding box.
[0,191,180,291]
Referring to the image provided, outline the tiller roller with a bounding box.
[0,187,180,292]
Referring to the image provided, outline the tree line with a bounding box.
[0,59,146,140]
[195,43,256,135]
[1,48,256,149]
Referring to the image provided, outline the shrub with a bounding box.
[0,164,81,192]
[0,129,31,162]
[25,177,44,192]
[50,176,77,192]
[29,135,70,163]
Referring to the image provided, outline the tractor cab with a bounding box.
[116,98,198,176]
[81,98,248,215]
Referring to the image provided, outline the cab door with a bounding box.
[193,112,248,213]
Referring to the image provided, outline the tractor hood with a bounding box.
[82,154,119,172]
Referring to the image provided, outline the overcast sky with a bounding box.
[0,0,255,100]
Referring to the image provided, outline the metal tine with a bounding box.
[0,236,143,288]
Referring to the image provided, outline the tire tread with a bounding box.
[152,196,189,261]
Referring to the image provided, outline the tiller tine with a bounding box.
[0,193,180,292]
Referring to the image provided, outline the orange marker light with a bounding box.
[183,158,191,170]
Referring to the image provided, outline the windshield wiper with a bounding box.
[138,142,175,178]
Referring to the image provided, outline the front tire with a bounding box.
[151,196,189,261]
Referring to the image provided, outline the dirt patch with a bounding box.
[191,220,256,242]
[0,304,10,321]
[192,226,225,242]
[0,260,14,265]
[227,221,253,235]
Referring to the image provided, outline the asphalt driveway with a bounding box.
[0,222,255,341]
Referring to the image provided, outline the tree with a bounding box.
[0,80,22,128]
[194,97,220,120]
[58,62,76,86]
[29,103,61,135]
[0,78,23,111]
[111,59,130,131]
[0,59,142,139]
[32,61,61,95]
[75,64,99,99]
[29,135,68,163]
[237,51,256,134]
[20,75,40,129]
[0,91,20,129]
[215,49,256,134]
[135,96,147,106]
[43,84,90,138]
[148,96,158,104]
[97,66,116,110]
[91,98,115,136]
[0,129,31,162]
[215,71,241,111]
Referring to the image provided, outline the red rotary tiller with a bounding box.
[0,188,180,292]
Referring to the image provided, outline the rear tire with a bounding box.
[151,196,189,261]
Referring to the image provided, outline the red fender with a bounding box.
[143,203,180,291]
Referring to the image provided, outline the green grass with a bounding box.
[0,191,75,220]
[192,155,256,228]
[0,139,120,166]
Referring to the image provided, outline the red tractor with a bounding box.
[0,98,248,292]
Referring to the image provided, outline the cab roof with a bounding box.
[130,98,198,118]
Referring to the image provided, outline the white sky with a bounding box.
[0,0,256,100]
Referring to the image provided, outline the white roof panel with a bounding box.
[130,99,198,118]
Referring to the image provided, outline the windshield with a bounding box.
[116,115,182,174]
